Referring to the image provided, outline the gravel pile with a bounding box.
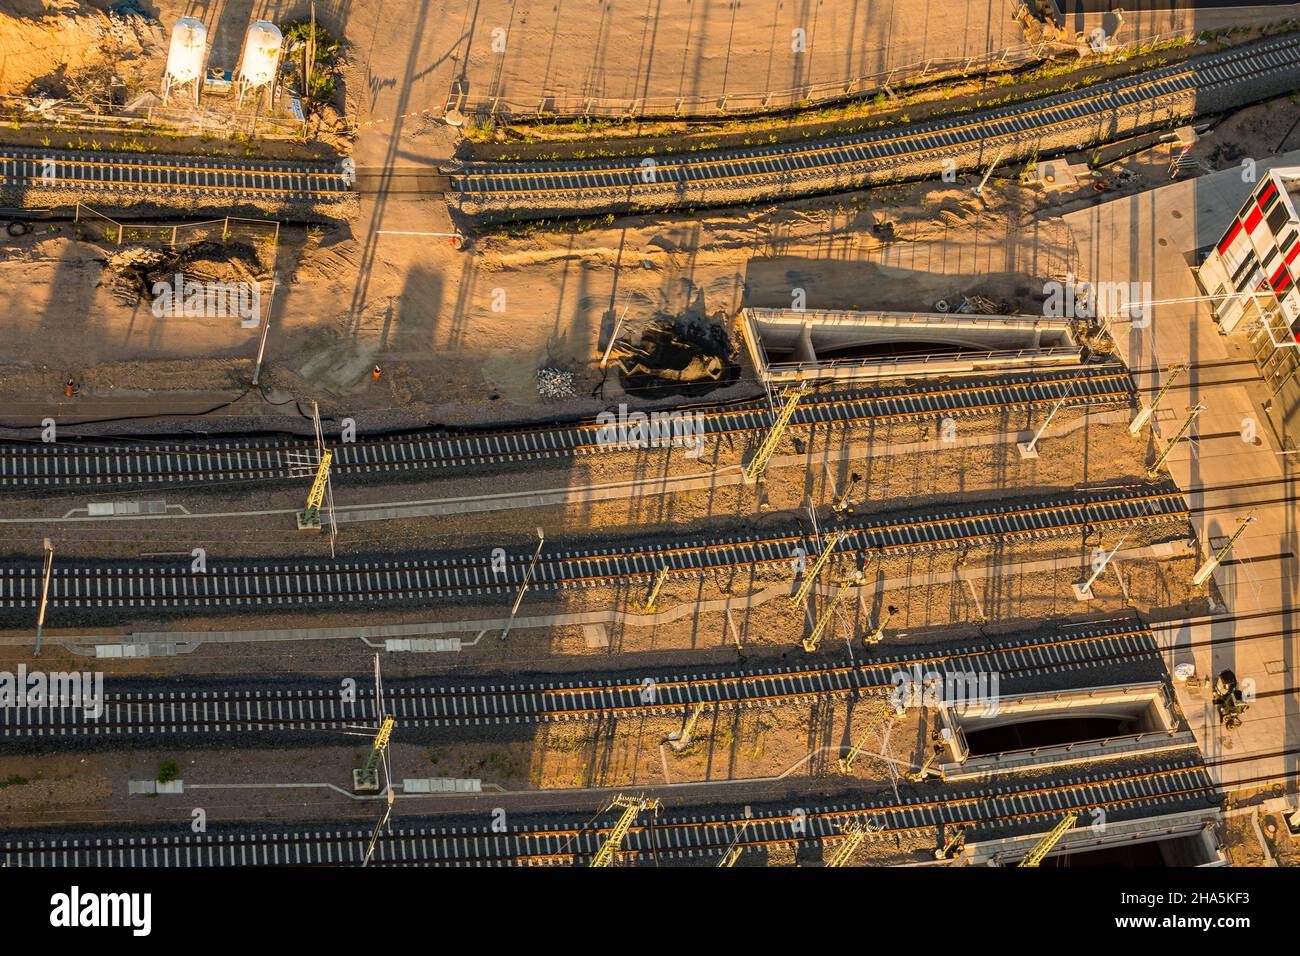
[536,367,576,399]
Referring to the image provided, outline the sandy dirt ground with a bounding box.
[3,4,1295,859]
[0,180,1076,426]
[0,0,1033,132]
[0,700,932,826]
[0,409,1147,555]
[0,3,1294,433]
[3,110,1288,428]
[2,542,1201,684]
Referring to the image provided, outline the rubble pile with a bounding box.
[536,367,576,399]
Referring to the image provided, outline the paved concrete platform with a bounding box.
[1065,158,1300,794]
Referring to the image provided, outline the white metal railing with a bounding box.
[764,345,1084,376]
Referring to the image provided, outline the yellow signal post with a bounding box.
[743,384,808,484]
[791,531,846,608]
[297,450,333,530]
[802,580,851,653]
[353,714,395,792]
[590,794,659,867]
[1017,812,1078,867]
[839,698,896,773]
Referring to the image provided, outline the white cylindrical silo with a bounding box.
[165,17,208,85]
[238,22,283,88]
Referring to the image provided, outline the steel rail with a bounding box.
[0,620,1161,737]
[0,759,1218,866]
[0,147,351,201]
[0,367,1131,488]
[450,34,1300,205]
[0,488,1189,612]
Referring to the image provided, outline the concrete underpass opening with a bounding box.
[937,682,1195,780]
[963,715,1135,755]
[1039,831,1221,867]
[974,815,1227,868]
[739,308,1082,384]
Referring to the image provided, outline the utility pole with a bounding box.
[34,538,53,657]
[667,701,706,751]
[907,736,948,781]
[832,473,863,515]
[251,272,279,387]
[718,806,754,867]
[743,383,808,484]
[502,528,545,640]
[1129,363,1185,437]
[825,818,875,867]
[1147,403,1205,478]
[361,787,395,867]
[865,604,899,645]
[599,303,631,370]
[1193,514,1257,588]
[306,401,337,555]
[791,530,846,607]
[590,794,659,867]
[1017,395,1068,459]
[1017,812,1078,867]
[839,698,895,773]
[296,450,333,530]
[972,145,1006,199]
[1073,535,1126,601]
[802,580,851,652]
[643,565,669,612]
[353,715,396,792]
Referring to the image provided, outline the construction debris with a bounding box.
[536,366,577,399]
[100,241,266,305]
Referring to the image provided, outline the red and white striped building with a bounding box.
[1197,167,1300,339]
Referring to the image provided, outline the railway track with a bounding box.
[0,366,1131,489]
[0,147,351,202]
[2,619,1161,738]
[450,33,1300,210]
[0,487,1188,614]
[0,758,1218,866]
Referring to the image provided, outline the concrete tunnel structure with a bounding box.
[739,307,1082,383]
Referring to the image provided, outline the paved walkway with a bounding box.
[1064,156,1300,793]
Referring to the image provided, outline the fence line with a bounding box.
[2,94,303,140]
[73,204,280,248]
[447,29,1197,122]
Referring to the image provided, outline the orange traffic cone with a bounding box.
[65,378,75,398]
[372,365,382,381]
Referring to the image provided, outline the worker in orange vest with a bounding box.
[65,378,75,397]
[372,365,382,381]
